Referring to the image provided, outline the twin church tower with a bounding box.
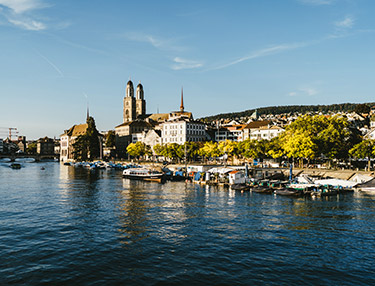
[123,80,146,123]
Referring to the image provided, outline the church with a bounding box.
[114,80,207,158]
[123,80,146,122]
[115,80,152,158]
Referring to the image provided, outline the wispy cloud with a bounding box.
[211,42,308,71]
[0,0,48,30]
[8,18,45,30]
[46,33,109,56]
[0,0,46,14]
[171,57,203,70]
[35,51,64,77]
[289,88,318,97]
[334,16,354,29]
[123,32,186,52]
[297,0,335,5]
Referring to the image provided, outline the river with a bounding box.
[1,161,374,285]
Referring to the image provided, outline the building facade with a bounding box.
[242,120,284,141]
[60,123,88,162]
[161,117,206,144]
[215,124,245,142]
[37,137,55,155]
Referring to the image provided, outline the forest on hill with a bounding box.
[200,103,375,122]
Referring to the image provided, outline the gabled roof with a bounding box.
[61,123,88,137]
[244,120,271,129]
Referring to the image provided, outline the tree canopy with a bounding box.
[72,116,101,161]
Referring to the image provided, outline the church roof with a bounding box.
[61,123,88,137]
[147,113,170,122]
[170,111,193,119]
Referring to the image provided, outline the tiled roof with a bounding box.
[244,120,271,129]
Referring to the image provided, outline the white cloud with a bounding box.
[8,18,45,30]
[0,0,45,14]
[289,88,318,97]
[124,32,185,52]
[0,0,47,30]
[335,16,354,29]
[171,57,203,70]
[298,0,334,5]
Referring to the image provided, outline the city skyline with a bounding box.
[1,0,375,139]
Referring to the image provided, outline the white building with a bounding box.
[161,117,206,144]
[242,120,284,141]
[215,124,245,142]
[364,129,375,140]
[60,123,88,162]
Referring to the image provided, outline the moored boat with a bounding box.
[231,183,250,191]
[122,167,165,183]
[10,163,21,169]
[354,177,375,193]
[274,187,303,196]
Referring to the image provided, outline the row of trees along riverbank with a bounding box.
[127,115,374,169]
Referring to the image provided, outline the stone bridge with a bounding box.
[0,153,60,162]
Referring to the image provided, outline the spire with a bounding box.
[86,101,90,122]
[180,86,184,113]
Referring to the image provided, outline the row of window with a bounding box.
[164,124,204,130]
[162,137,204,143]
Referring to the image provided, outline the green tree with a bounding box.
[153,144,165,156]
[86,116,101,159]
[267,137,284,159]
[354,103,371,114]
[278,115,358,164]
[349,140,375,170]
[199,141,222,162]
[72,116,101,161]
[26,142,37,154]
[239,139,267,160]
[104,130,116,147]
[72,134,89,161]
[127,142,148,160]
[218,140,238,164]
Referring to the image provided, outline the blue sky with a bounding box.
[1,0,375,139]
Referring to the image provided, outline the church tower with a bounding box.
[123,80,136,122]
[136,82,146,118]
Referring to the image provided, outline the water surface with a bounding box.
[1,162,374,285]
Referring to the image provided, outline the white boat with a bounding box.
[122,168,165,182]
[355,177,375,193]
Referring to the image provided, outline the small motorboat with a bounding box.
[274,188,303,196]
[252,186,272,194]
[10,163,21,169]
[231,183,250,191]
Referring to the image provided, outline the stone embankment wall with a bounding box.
[290,168,374,180]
